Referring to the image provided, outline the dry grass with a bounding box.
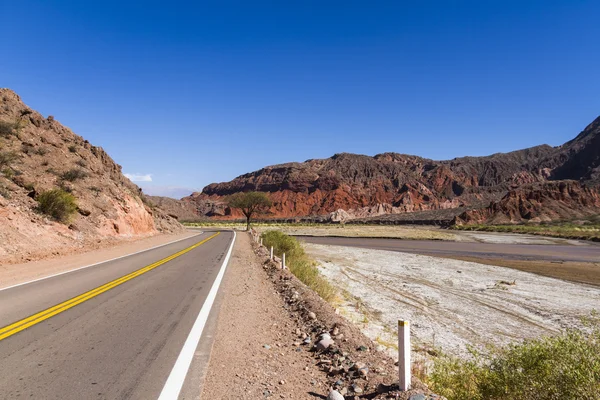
[262,224,457,241]
[260,230,337,302]
[453,221,600,242]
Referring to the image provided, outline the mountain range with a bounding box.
[163,115,600,225]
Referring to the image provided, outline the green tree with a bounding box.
[227,191,272,230]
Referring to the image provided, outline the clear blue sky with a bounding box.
[2,1,599,198]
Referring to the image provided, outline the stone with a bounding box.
[409,395,427,400]
[308,312,317,320]
[263,345,271,350]
[316,337,334,351]
[351,384,363,394]
[326,390,344,400]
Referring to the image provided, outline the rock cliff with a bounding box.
[0,89,182,263]
[181,115,600,225]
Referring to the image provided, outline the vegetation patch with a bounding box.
[37,188,78,223]
[453,222,600,241]
[0,149,19,170]
[429,315,600,400]
[0,121,16,138]
[61,168,88,182]
[261,230,337,302]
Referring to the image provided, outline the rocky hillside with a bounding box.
[454,181,600,225]
[182,115,600,225]
[0,89,182,264]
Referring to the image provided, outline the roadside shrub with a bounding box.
[61,168,88,182]
[75,159,87,167]
[68,144,77,153]
[261,230,337,302]
[429,316,600,400]
[37,188,78,223]
[261,230,306,259]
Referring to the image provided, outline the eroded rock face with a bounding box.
[454,181,600,225]
[181,116,600,224]
[0,88,183,263]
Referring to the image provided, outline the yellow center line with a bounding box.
[0,232,221,342]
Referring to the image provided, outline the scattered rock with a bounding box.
[327,389,345,400]
[316,337,334,351]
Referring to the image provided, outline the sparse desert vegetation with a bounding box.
[453,219,600,242]
[185,222,458,241]
[429,316,600,400]
[36,188,78,223]
[260,230,337,302]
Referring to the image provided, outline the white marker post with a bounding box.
[270,246,274,260]
[260,238,263,246]
[282,253,286,269]
[398,320,411,391]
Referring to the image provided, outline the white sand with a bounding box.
[306,243,600,359]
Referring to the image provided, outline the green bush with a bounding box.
[429,317,600,400]
[261,230,337,302]
[37,189,78,223]
[61,168,88,182]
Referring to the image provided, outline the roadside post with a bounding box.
[260,238,263,246]
[398,320,411,391]
[282,253,286,269]
[270,246,274,260]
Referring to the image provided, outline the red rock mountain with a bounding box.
[182,116,600,225]
[0,89,182,264]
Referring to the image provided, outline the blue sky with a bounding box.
[2,1,599,198]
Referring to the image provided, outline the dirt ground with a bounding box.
[444,255,600,287]
[0,231,199,289]
[201,234,437,399]
[305,243,600,362]
[200,233,333,399]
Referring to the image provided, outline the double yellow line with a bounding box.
[0,232,220,342]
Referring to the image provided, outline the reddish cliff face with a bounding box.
[454,181,600,225]
[182,115,600,224]
[0,89,182,263]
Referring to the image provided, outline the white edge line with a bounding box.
[0,231,205,292]
[158,230,237,400]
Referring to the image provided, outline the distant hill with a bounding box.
[0,89,182,263]
[177,115,600,225]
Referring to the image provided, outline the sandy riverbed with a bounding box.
[305,243,600,361]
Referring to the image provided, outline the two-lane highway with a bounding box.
[0,230,235,400]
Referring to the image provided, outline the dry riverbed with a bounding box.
[305,243,600,363]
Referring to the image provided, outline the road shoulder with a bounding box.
[0,230,200,290]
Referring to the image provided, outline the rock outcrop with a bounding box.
[454,181,600,225]
[0,89,183,263]
[180,114,600,225]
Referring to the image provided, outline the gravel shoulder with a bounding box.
[0,230,199,290]
[201,233,437,399]
[200,233,330,399]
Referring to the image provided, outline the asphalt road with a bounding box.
[0,230,234,400]
[297,236,600,263]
